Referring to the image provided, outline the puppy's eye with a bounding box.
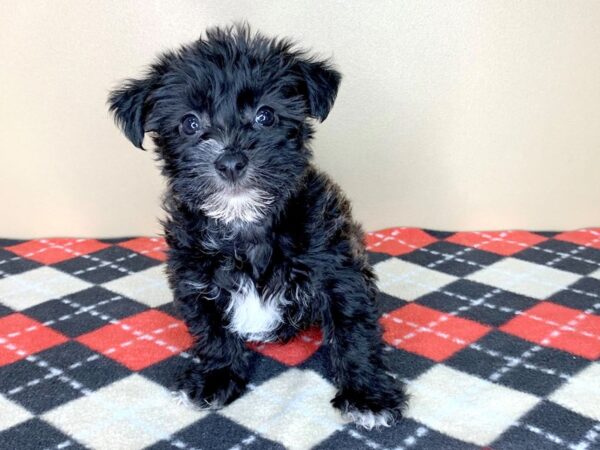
[255,106,275,127]
[181,114,201,135]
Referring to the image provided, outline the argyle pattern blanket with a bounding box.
[0,228,599,450]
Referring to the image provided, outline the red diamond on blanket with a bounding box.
[501,301,600,359]
[249,327,323,366]
[118,237,168,261]
[0,313,68,366]
[365,228,437,256]
[554,228,600,250]
[446,231,547,256]
[6,239,109,264]
[76,310,193,370]
[381,303,491,362]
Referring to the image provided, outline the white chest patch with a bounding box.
[226,280,284,342]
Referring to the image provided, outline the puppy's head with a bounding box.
[108,25,341,225]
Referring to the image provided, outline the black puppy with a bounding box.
[108,25,406,429]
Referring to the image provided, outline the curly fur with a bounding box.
[108,24,407,429]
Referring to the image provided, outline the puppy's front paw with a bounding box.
[174,366,246,410]
[332,383,408,430]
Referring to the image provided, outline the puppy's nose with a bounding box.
[214,152,248,182]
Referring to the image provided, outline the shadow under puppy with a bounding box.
[108,25,407,429]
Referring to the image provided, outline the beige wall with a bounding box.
[1,1,599,238]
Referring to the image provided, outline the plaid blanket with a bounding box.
[0,228,599,450]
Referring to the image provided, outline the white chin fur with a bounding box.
[201,188,273,224]
[345,408,395,430]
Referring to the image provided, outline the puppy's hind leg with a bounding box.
[324,270,408,429]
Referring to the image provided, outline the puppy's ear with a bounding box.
[108,76,156,150]
[296,58,342,122]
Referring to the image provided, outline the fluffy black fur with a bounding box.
[108,24,407,429]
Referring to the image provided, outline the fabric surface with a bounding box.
[0,229,599,450]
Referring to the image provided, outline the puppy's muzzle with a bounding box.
[214,151,248,182]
